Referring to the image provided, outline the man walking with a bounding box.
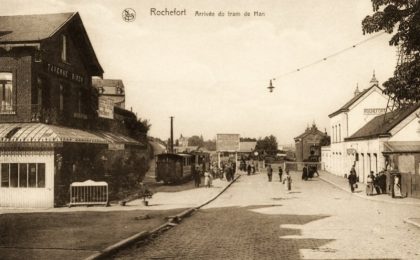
[278,166,283,182]
[302,165,308,181]
[267,164,273,182]
[348,166,358,193]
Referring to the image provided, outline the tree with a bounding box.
[188,135,204,147]
[240,137,257,142]
[255,135,278,155]
[203,140,216,151]
[362,0,420,105]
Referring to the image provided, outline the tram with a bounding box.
[155,153,193,184]
[155,151,211,184]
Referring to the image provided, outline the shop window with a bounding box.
[0,72,14,113]
[10,163,18,187]
[0,163,45,188]
[19,164,28,187]
[37,163,45,188]
[1,164,9,187]
[28,163,37,187]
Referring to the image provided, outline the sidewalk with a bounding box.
[318,170,420,206]
[0,176,240,260]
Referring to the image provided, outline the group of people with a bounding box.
[348,166,403,198]
[301,164,319,181]
[193,161,237,189]
[266,165,292,191]
[366,171,387,196]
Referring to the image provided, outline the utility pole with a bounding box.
[170,116,174,153]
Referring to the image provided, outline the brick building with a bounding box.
[294,123,329,163]
[0,13,147,208]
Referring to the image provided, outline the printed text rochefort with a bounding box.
[150,8,187,16]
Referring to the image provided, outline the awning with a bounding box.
[0,123,144,148]
[383,141,420,154]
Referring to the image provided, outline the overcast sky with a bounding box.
[2,0,396,145]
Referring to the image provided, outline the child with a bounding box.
[283,170,292,191]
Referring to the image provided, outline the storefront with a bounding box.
[0,123,144,208]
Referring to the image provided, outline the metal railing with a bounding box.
[69,180,109,207]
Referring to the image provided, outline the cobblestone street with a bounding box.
[115,171,420,260]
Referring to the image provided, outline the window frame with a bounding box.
[0,163,46,188]
[0,71,15,114]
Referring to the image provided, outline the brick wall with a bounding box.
[0,48,33,122]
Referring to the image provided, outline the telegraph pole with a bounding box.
[170,116,174,153]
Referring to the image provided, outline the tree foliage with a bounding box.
[188,135,204,147]
[255,135,278,155]
[362,0,420,104]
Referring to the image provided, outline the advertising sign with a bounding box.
[216,134,240,152]
[98,97,114,119]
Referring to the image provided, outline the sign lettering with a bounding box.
[46,63,85,84]
[364,108,386,115]
[216,134,240,152]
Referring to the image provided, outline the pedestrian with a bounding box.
[302,165,308,181]
[366,171,375,196]
[267,164,273,182]
[226,164,232,182]
[204,170,211,188]
[251,161,255,174]
[393,173,403,198]
[247,163,252,176]
[283,170,292,191]
[348,166,358,193]
[194,165,201,187]
[278,166,283,182]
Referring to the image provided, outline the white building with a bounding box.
[322,72,389,181]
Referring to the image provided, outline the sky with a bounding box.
[1,0,397,145]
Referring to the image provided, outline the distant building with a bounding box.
[294,123,329,162]
[92,78,125,109]
[238,141,257,158]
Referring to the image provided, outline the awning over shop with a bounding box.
[383,141,420,154]
[0,123,144,148]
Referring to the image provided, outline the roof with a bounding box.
[239,141,256,153]
[0,12,103,76]
[0,12,75,42]
[329,85,377,118]
[383,141,420,154]
[92,78,125,96]
[294,124,326,140]
[0,123,143,147]
[345,103,420,141]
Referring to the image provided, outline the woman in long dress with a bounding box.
[393,174,402,198]
[283,171,292,191]
[366,171,375,196]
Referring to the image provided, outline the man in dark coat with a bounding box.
[267,164,273,182]
[278,166,283,182]
[302,165,308,181]
[348,166,358,193]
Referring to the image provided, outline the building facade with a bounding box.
[321,73,389,180]
[92,78,126,110]
[294,123,329,163]
[0,13,147,208]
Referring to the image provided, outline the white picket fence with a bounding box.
[69,180,108,207]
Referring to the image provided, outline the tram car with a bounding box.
[155,153,193,184]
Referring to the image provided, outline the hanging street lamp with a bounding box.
[268,79,275,93]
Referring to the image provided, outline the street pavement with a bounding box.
[114,170,420,260]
